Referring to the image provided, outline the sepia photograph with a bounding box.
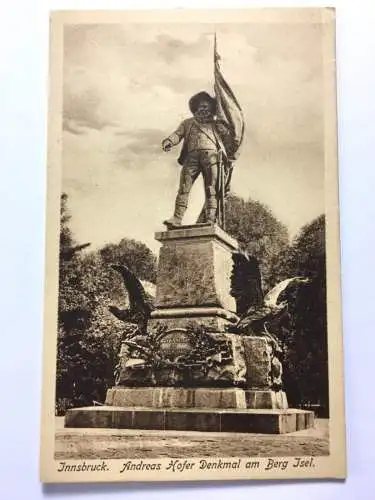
[40,8,345,483]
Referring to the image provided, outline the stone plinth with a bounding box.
[243,336,276,389]
[65,406,314,434]
[106,387,248,409]
[104,387,288,410]
[245,390,288,409]
[150,307,238,331]
[149,224,238,331]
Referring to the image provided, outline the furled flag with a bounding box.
[214,33,245,162]
[196,34,245,228]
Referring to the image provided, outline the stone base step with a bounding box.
[105,387,288,410]
[64,406,314,434]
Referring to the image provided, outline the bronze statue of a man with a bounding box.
[162,91,228,229]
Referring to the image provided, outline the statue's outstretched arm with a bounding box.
[162,121,185,151]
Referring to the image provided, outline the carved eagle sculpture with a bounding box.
[235,276,311,335]
[108,264,155,334]
[230,251,310,335]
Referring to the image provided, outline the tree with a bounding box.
[58,193,91,334]
[225,193,290,290]
[277,215,328,416]
[56,194,158,414]
[99,239,157,283]
[57,193,96,413]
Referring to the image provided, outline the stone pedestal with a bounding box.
[64,224,314,435]
[245,390,288,409]
[104,387,288,410]
[105,387,248,409]
[65,407,314,434]
[149,224,239,331]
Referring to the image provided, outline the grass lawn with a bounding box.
[55,417,329,459]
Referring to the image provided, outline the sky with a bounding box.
[62,20,325,254]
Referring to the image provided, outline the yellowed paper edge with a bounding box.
[39,7,346,483]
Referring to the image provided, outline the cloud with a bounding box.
[121,128,164,156]
[155,33,212,63]
[63,21,324,149]
[63,86,116,132]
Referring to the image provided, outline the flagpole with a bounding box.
[214,32,225,230]
[213,32,216,96]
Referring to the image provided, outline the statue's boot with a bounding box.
[163,199,187,229]
[196,204,206,224]
[163,216,182,229]
[205,186,217,225]
[205,210,216,225]
[205,202,217,225]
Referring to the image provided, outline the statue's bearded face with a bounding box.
[194,100,214,122]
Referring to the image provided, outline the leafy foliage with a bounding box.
[225,193,289,290]
[100,240,157,283]
[226,197,328,414]
[276,215,328,415]
[56,194,157,414]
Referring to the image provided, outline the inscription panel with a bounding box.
[158,330,194,361]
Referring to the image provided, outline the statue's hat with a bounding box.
[188,91,217,114]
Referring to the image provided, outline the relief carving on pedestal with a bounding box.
[114,323,246,388]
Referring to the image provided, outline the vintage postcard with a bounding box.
[40,8,346,483]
